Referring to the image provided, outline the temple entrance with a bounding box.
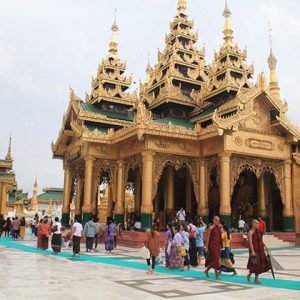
[266,173,283,231]
[231,170,258,227]
[97,170,111,223]
[155,163,197,230]
[208,166,220,222]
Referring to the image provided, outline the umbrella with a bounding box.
[265,246,276,280]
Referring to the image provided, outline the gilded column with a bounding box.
[141,151,155,228]
[219,152,231,226]
[62,166,72,226]
[82,157,95,224]
[106,183,113,218]
[258,174,269,230]
[0,183,8,215]
[166,165,175,218]
[198,159,209,222]
[115,160,125,226]
[186,175,192,214]
[134,168,141,213]
[75,174,83,221]
[283,160,294,232]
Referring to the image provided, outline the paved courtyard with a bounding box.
[0,234,300,300]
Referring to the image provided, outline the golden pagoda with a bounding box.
[52,0,300,243]
[29,179,39,211]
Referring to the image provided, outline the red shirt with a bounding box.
[259,220,266,233]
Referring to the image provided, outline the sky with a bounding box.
[1,0,300,197]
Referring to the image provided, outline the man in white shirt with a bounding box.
[238,218,245,233]
[71,218,83,256]
[176,208,186,224]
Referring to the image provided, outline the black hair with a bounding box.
[55,217,59,222]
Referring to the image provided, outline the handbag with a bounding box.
[181,246,186,257]
[51,225,58,233]
[140,245,150,260]
[251,255,258,265]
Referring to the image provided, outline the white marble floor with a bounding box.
[0,235,300,300]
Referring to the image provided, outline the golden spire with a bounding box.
[145,53,152,84]
[267,26,280,98]
[222,0,234,46]
[177,0,188,16]
[108,9,119,58]
[5,136,13,161]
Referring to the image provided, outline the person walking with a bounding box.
[40,218,50,250]
[4,217,11,238]
[145,224,160,274]
[180,224,190,270]
[94,217,100,250]
[165,223,173,268]
[247,219,271,284]
[204,216,223,280]
[258,217,266,236]
[176,207,186,224]
[12,217,20,240]
[19,217,26,239]
[71,218,83,257]
[105,219,114,253]
[0,214,4,237]
[37,219,44,249]
[238,218,245,233]
[220,223,237,276]
[168,225,183,270]
[188,219,198,267]
[196,218,206,265]
[84,216,96,252]
[51,217,62,254]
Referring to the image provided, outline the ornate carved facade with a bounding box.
[52,1,300,235]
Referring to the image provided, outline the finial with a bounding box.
[267,24,280,98]
[109,9,119,58]
[5,136,12,161]
[69,86,75,102]
[34,176,38,187]
[222,0,234,46]
[267,24,277,70]
[177,0,188,16]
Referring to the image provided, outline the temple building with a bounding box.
[28,181,64,218]
[0,137,29,217]
[52,0,300,241]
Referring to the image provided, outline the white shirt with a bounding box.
[134,221,141,229]
[73,222,83,237]
[176,210,186,221]
[54,221,62,234]
[238,220,245,228]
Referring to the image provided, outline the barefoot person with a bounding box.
[247,219,271,284]
[145,224,160,274]
[220,223,237,276]
[204,216,222,280]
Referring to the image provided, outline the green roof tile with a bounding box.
[87,126,108,133]
[155,117,194,129]
[81,102,134,121]
[37,191,63,201]
[190,104,222,122]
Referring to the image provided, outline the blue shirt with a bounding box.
[196,226,205,247]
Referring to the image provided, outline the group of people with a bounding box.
[0,215,26,239]
[70,217,121,257]
[204,216,271,283]
[144,212,271,284]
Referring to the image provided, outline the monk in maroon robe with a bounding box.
[247,219,271,284]
[204,216,223,280]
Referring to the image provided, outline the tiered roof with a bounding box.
[197,1,254,105]
[141,0,208,115]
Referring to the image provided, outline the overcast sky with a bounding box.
[1,0,300,196]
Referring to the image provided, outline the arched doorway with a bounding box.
[265,172,283,231]
[208,166,220,222]
[231,170,258,229]
[154,163,197,230]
